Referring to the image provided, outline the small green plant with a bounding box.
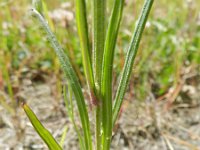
[23,0,154,149]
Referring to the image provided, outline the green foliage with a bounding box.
[112,0,154,125]
[23,0,154,149]
[101,0,124,148]
[5,0,197,149]
[63,85,85,149]
[91,1,106,149]
[22,103,62,150]
[31,8,92,150]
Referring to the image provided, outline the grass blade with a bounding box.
[92,1,106,149]
[63,85,85,150]
[75,0,96,101]
[101,0,124,149]
[22,103,62,150]
[30,8,92,150]
[112,0,154,126]
[92,0,106,89]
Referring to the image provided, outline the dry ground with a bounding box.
[0,74,200,150]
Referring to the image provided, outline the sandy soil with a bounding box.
[0,76,200,150]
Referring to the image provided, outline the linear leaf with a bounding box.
[101,0,124,149]
[92,0,106,149]
[63,85,85,150]
[30,9,92,150]
[92,0,106,89]
[112,0,154,126]
[22,103,62,150]
[75,0,96,101]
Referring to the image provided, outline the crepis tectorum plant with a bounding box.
[22,0,154,149]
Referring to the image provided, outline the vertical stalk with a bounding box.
[112,0,154,126]
[101,0,124,149]
[95,106,101,150]
[92,0,106,150]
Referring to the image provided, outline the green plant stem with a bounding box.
[95,106,102,150]
[31,9,92,150]
[101,0,124,149]
[92,0,106,150]
[112,0,154,126]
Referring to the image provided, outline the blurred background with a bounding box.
[0,0,200,149]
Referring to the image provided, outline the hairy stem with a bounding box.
[92,0,106,149]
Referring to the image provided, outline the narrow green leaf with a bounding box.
[75,0,96,107]
[112,0,154,126]
[92,1,106,149]
[30,9,92,150]
[22,103,62,150]
[101,0,124,149]
[63,85,85,150]
[92,0,106,90]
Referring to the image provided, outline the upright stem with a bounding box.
[101,0,124,149]
[92,0,106,150]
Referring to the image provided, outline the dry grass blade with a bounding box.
[163,133,199,150]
